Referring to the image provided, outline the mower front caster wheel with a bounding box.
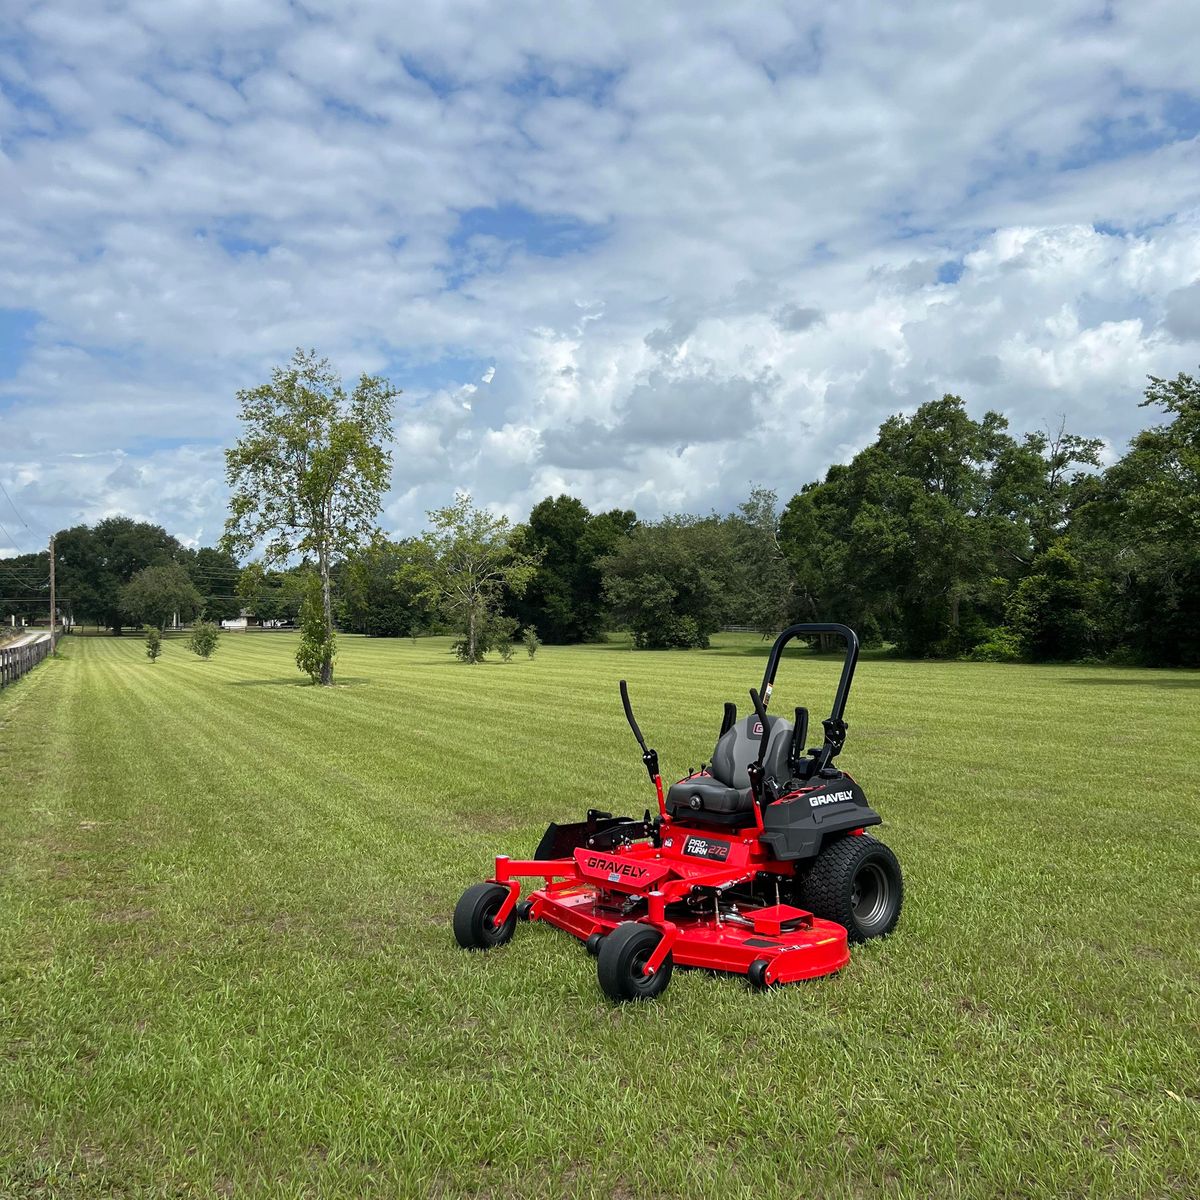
[453,883,517,951]
[748,958,772,990]
[597,922,673,1002]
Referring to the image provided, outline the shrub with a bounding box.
[296,577,336,684]
[143,624,162,663]
[187,620,220,660]
[966,628,1023,663]
[452,613,518,662]
[522,626,541,658]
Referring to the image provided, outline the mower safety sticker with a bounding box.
[683,837,731,862]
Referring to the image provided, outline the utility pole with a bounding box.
[49,533,56,652]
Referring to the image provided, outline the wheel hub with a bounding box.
[851,861,891,929]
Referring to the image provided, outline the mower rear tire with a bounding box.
[453,882,517,951]
[800,834,903,943]
[597,922,673,1002]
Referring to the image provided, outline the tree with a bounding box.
[522,626,541,658]
[296,575,335,683]
[119,564,203,630]
[339,538,432,637]
[187,620,220,659]
[601,515,738,649]
[985,421,1103,559]
[181,546,243,622]
[0,549,49,627]
[1002,542,1101,660]
[56,517,181,633]
[404,494,539,664]
[508,496,637,643]
[237,562,310,626]
[221,348,398,684]
[1069,371,1200,666]
[779,396,1077,656]
[143,624,162,662]
[726,487,793,636]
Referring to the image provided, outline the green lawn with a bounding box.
[2,633,1198,1199]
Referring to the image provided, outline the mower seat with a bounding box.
[666,714,793,819]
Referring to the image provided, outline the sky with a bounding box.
[1,0,1199,555]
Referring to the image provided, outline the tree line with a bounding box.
[3,367,1196,670]
[328,372,1198,668]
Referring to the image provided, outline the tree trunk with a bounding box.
[467,602,477,664]
[318,543,334,686]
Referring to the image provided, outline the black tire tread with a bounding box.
[453,882,516,950]
[800,834,903,943]
[597,922,672,1002]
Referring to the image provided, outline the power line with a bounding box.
[0,480,33,532]
[0,566,47,589]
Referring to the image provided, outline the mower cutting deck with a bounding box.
[454,623,902,1002]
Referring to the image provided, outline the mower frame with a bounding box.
[455,623,899,999]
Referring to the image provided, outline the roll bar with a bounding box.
[758,622,859,722]
[758,623,859,773]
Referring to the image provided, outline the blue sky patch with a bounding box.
[506,64,622,107]
[1062,87,1200,171]
[450,204,607,259]
[0,309,38,379]
[937,260,965,285]
[386,352,494,397]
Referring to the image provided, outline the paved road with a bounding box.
[1,630,52,649]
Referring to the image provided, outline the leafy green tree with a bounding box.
[186,620,220,660]
[985,421,1103,558]
[1002,542,1101,660]
[143,624,162,662]
[119,564,203,631]
[403,494,539,664]
[1071,371,1200,666]
[509,496,637,643]
[727,487,793,636]
[0,549,49,626]
[181,546,243,622]
[236,563,310,626]
[601,515,737,649]
[221,348,398,684]
[494,615,518,662]
[56,517,181,633]
[340,538,432,637]
[780,397,1101,656]
[296,576,336,683]
[522,626,541,658]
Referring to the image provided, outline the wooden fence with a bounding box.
[0,635,54,690]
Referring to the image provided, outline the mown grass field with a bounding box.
[2,632,1198,1199]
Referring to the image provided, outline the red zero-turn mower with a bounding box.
[454,623,903,1001]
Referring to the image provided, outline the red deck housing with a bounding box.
[490,817,850,986]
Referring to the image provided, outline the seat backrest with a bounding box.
[710,714,793,789]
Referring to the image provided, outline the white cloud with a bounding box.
[2,0,1200,551]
